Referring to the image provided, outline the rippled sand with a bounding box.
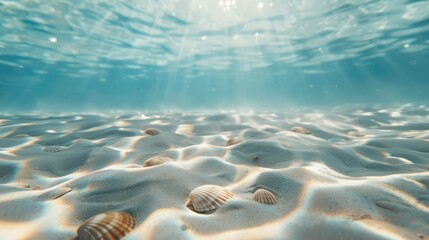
[0,105,428,239]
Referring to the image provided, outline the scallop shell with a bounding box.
[76,212,135,240]
[143,157,173,167]
[43,146,65,152]
[144,128,160,136]
[186,185,234,213]
[253,189,278,205]
[226,136,243,146]
[290,127,312,134]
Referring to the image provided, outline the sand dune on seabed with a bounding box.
[0,105,428,240]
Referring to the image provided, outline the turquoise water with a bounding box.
[0,0,428,111]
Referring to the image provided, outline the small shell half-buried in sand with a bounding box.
[253,189,278,205]
[290,126,312,134]
[226,136,244,146]
[144,128,161,136]
[75,212,135,240]
[143,156,173,167]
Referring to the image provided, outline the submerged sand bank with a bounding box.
[0,105,428,239]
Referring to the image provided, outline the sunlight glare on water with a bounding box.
[0,0,428,110]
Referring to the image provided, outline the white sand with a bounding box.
[0,105,428,239]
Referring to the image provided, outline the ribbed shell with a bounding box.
[144,128,160,136]
[253,189,278,205]
[226,136,243,146]
[43,146,65,152]
[143,157,173,167]
[186,185,234,213]
[290,127,312,134]
[76,212,135,240]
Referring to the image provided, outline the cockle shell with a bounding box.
[143,157,173,167]
[144,128,160,136]
[253,189,278,205]
[290,126,312,134]
[186,185,234,213]
[226,136,243,146]
[43,146,65,152]
[76,212,135,240]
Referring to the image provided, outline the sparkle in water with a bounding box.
[0,5,428,239]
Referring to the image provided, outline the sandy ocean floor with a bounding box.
[0,105,428,240]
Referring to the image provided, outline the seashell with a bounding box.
[253,189,278,205]
[144,128,160,136]
[186,185,234,213]
[43,146,65,152]
[226,136,243,146]
[290,127,311,134]
[76,212,135,240]
[143,157,173,167]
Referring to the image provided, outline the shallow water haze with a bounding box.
[1,2,429,239]
[0,0,428,110]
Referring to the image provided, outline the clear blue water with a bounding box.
[0,0,428,111]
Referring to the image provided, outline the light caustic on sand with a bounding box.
[0,105,428,239]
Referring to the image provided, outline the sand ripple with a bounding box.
[0,105,428,239]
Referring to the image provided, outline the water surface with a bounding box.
[0,0,428,111]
